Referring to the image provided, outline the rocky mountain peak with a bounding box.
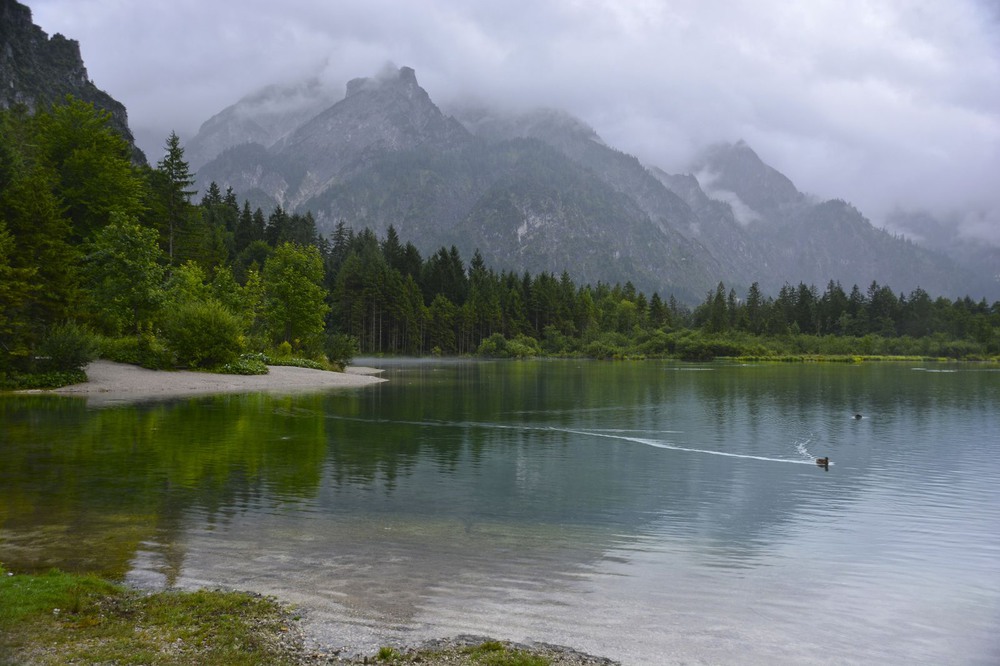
[185,77,338,169]
[193,64,992,301]
[0,0,145,163]
[691,140,803,219]
[273,65,469,174]
[345,64,419,98]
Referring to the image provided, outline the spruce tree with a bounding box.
[156,131,197,262]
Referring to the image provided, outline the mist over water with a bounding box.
[2,360,999,664]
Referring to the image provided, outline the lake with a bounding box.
[2,359,998,665]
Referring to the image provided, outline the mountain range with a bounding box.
[2,0,992,304]
[193,66,994,302]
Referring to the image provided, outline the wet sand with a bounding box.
[44,359,385,405]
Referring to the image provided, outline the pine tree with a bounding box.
[156,131,197,262]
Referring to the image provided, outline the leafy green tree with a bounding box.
[84,213,166,335]
[31,98,145,241]
[262,242,329,349]
[234,266,267,344]
[163,260,212,307]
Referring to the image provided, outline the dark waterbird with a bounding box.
[816,457,830,470]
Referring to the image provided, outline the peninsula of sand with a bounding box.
[44,359,385,405]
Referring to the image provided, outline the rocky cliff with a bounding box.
[0,0,145,163]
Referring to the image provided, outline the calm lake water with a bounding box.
[2,360,999,665]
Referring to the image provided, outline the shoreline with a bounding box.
[36,359,385,405]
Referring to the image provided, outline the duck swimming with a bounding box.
[816,457,829,469]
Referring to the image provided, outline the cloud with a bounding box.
[693,168,760,226]
[28,0,1000,243]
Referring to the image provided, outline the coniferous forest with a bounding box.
[1,99,998,388]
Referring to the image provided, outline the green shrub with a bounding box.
[507,334,542,358]
[97,331,174,369]
[36,321,97,372]
[325,333,358,369]
[478,333,542,358]
[584,339,626,360]
[160,299,243,368]
[0,369,87,390]
[263,355,326,370]
[477,333,510,357]
[218,354,269,375]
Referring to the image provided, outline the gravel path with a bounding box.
[47,360,385,405]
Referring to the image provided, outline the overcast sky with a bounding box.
[29,0,1000,244]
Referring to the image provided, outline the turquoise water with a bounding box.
[2,360,998,664]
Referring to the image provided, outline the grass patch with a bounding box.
[1,567,609,665]
[372,639,554,665]
[462,640,550,665]
[0,566,300,666]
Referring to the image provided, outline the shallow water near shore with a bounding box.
[3,360,999,664]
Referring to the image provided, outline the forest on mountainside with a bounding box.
[2,99,998,389]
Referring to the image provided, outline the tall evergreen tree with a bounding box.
[0,220,36,370]
[155,131,197,262]
[744,282,765,334]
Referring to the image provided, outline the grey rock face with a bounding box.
[0,0,145,163]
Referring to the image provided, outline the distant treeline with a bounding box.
[2,98,998,379]
[318,222,1000,360]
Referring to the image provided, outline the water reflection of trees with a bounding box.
[3,362,992,583]
[0,392,332,578]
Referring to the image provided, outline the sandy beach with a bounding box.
[44,359,385,405]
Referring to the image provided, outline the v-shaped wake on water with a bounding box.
[553,427,824,466]
[314,411,827,466]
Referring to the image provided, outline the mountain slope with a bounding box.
[681,141,985,296]
[185,78,339,170]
